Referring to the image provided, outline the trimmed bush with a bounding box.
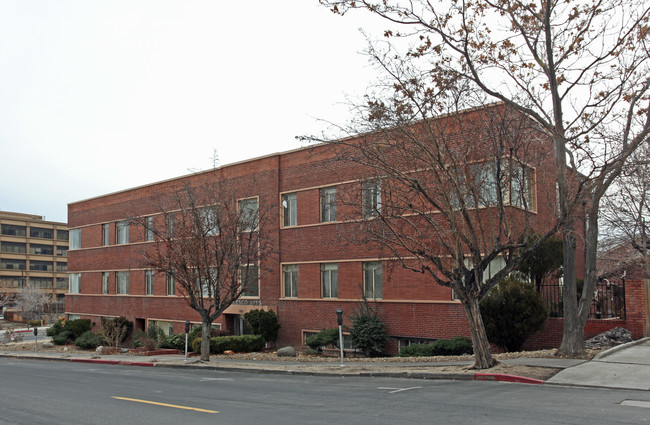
[305,329,340,352]
[191,335,265,354]
[160,333,186,350]
[244,310,281,343]
[64,319,92,339]
[75,330,102,349]
[46,319,64,337]
[52,330,74,345]
[480,278,548,352]
[399,337,473,357]
[28,319,42,328]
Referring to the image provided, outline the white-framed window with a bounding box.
[362,180,381,218]
[508,164,534,209]
[102,272,109,294]
[145,270,154,295]
[116,271,129,295]
[320,187,337,222]
[363,261,383,299]
[200,207,220,236]
[282,193,297,227]
[69,229,81,250]
[240,264,259,297]
[102,224,110,246]
[167,213,175,237]
[69,273,80,294]
[166,273,175,296]
[239,198,259,231]
[145,216,154,242]
[321,263,338,298]
[283,264,298,298]
[116,221,129,245]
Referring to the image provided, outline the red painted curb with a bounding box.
[69,358,154,367]
[474,373,544,385]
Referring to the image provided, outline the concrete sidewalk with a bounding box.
[547,337,650,391]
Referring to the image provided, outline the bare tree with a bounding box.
[602,145,650,275]
[15,285,50,322]
[321,0,650,356]
[133,177,273,361]
[307,98,561,368]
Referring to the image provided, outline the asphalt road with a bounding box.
[1,358,650,425]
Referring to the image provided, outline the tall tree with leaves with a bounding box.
[134,178,272,361]
[320,0,650,356]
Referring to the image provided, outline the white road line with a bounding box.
[622,400,650,409]
[378,386,423,394]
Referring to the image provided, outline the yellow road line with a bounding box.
[111,396,218,413]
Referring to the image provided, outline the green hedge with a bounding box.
[305,329,340,352]
[191,335,265,354]
[64,319,92,339]
[399,337,473,357]
[75,330,103,349]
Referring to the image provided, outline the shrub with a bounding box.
[64,319,92,339]
[97,317,131,348]
[75,330,102,349]
[112,316,133,342]
[305,329,340,352]
[480,278,548,352]
[160,333,186,350]
[133,324,166,351]
[244,310,281,343]
[349,300,389,357]
[46,319,65,337]
[28,319,41,328]
[52,330,74,345]
[399,337,473,357]
[191,335,265,354]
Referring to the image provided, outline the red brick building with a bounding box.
[67,105,587,352]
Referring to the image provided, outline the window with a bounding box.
[239,198,259,231]
[321,263,338,298]
[199,207,219,236]
[363,261,383,299]
[1,242,26,254]
[320,187,337,222]
[102,224,110,246]
[283,264,298,298]
[30,277,53,288]
[166,273,175,296]
[69,229,81,249]
[56,229,69,241]
[145,216,154,241]
[69,273,80,294]
[167,213,175,237]
[30,244,53,255]
[1,259,25,270]
[116,271,129,294]
[56,246,68,257]
[116,221,129,245]
[470,162,498,207]
[282,193,297,227]
[56,262,67,272]
[56,277,68,289]
[30,227,53,239]
[102,272,109,294]
[241,264,259,297]
[362,180,382,218]
[1,224,26,236]
[0,276,22,287]
[145,270,154,295]
[508,165,534,209]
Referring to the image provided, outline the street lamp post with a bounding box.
[336,308,344,367]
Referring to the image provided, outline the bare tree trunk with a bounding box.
[461,297,497,369]
[201,319,211,362]
[558,227,586,355]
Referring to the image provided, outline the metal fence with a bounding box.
[539,278,626,319]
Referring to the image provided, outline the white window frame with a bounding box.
[282,193,297,227]
[145,270,154,295]
[240,263,259,298]
[320,187,337,223]
[166,273,175,296]
[283,264,298,298]
[69,229,81,250]
[102,272,109,294]
[102,223,110,246]
[116,271,129,295]
[238,198,259,232]
[116,221,129,245]
[362,180,382,218]
[69,273,80,294]
[321,263,338,298]
[145,216,154,242]
[363,261,383,299]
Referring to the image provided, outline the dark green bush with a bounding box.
[399,337,473,357]
[52,330,74,345]
[480,278,548,352]
[244,310,281,343]
[305,329,340,352]
[349,300,389,357]
[191,335,265,354]
[160,333,186,350]
[74,330,102,349]
[46,319,64,337]
[64,319,92,339]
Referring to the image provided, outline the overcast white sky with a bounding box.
[0,1,384,223]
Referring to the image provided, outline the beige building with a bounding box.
[0,211,68,317]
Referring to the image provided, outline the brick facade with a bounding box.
[67,105,604,353]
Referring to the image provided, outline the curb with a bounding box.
[70,358,154,367]
[474,373,544,384]
[593,337,650,361]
